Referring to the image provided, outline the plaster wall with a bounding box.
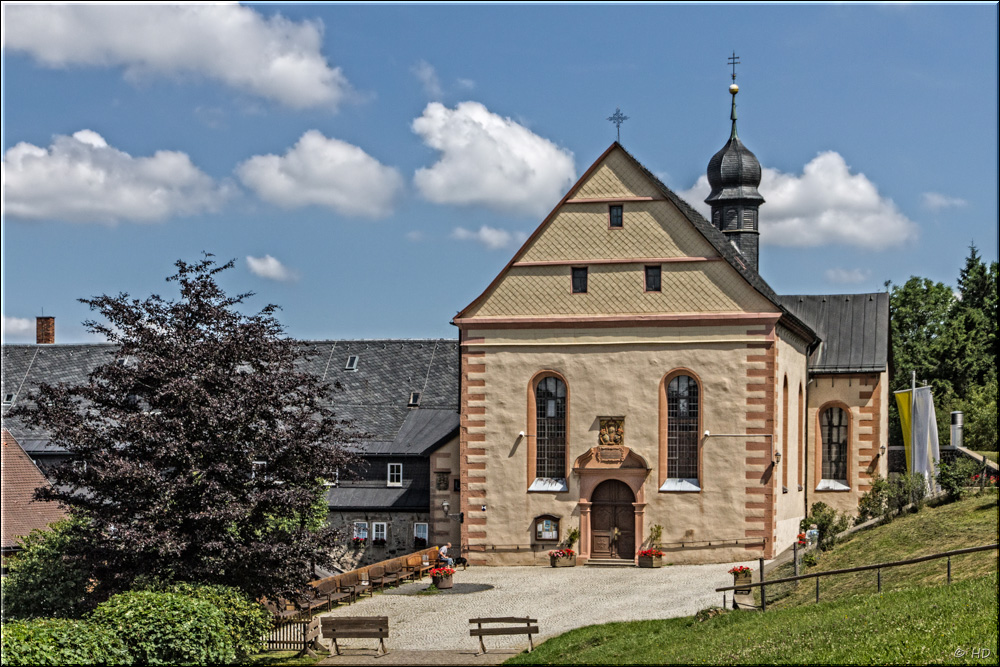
[463,325,778,565]
[429,435,462,550]
[773,330,810,553]
[806,372,889,518]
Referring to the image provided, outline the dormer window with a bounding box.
[2,393,14,407]
[345,355,359,371]
[387,463,402,487]
[408,391,421,407]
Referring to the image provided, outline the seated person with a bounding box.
[438,542,455,568]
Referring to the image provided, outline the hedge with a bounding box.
[0,617,132,666]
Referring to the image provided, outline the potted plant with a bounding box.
[413,536,427,549]
[372,537,387,548]
[351,537,365,549]
[637,548,664,568]
[549,548,576,567]
[429,566,455,589]
[729,565,752,593]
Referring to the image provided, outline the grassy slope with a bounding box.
[507,495,999,665]
[766,494,998,608]
[506,573,998,665]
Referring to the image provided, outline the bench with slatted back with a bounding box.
[469,617,539,654]
[321,616,389,656]
[405,553,432,580]
[382,559,406,587]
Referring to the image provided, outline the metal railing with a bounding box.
[716,543,998,610]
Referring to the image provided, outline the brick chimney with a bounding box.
[36,317,55,345]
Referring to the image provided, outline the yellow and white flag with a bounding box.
[894,386,941,490]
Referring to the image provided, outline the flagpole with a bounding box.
[911,370,916,475]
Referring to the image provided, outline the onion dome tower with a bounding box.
[705,61,764,273]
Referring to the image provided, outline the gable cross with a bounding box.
[607,107,629,142]
[728,51,741,82]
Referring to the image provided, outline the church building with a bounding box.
[452,81,890,565]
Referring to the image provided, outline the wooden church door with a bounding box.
[590,479,636,559]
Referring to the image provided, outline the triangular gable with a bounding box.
[454,143,813,329]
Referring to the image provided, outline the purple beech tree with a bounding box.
[13,256,356,602]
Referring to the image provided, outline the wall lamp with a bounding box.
[441,500,464,523]
[774,450,782,465]
[879,445,886,457]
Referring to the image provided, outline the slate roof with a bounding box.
[324,485,428,512]
[779,293,890,374]
[1,339,460,457]
[2,430,67,550]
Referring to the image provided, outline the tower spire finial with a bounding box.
[727,52,741,139]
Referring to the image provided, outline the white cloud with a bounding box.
[4,5,350,109]
[457,78,476,90]
[3,130,229,224]
[2,316,33,340]
[452,225,527,250]
[413,60,443,99]
[824,268,872,285]
[236,131,404,218]
[678,151,919,250]
[405,231,424,242]
[922,192,968,211]
[412,102,576,217]
[246,255,298,282]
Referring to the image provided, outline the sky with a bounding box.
[2,3,998,344]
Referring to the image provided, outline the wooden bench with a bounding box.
[321,616,389,656]
[405,553,433,580]
[367,564,388,592]
[382,559,407,586]
[313,577,351,608]
[338,571,372,602]
[262,597,301,622]
[293,588,330,615]
[469,617,539,654]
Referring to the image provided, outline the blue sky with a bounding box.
[3,3,997,344]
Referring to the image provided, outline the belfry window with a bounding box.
[645,265,661,292]
[571,267,588,294]
[535,376,566,480]
[818,406,850,490]
[667,375,699,480]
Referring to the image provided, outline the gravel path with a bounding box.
[318,560,758,652]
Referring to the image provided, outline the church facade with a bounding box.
[452,86,889,565]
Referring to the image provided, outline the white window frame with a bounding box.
[372,522,387,543]
[345,355,359,371]
[413,523,428,541]
[353,521,368,539]
[387,463,402,487]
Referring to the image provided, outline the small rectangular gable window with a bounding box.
[408,391,421,407]
[345,355,359,371]
[572,267,588,294]
[609,205,623,228]
[645,265,661,292]
[388,463,402,487]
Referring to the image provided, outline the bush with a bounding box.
[801,502,849,551]
[857,472,928,524]
[88,590,235,665]
[0,518,93,620]
[936,457,984,501]
[153,583,271,659]
[0,617,132,666]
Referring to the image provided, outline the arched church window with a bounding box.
[667,374,699,480]
[818,405,850,491]
[535,376,567,480]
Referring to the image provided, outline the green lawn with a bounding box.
[505,573,998,665]
[974,451,998,464]
[762,494,998,609]
[507,495,999,665]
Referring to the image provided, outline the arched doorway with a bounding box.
[590,479,636,559]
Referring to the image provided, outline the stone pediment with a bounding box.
[574,446,649,471]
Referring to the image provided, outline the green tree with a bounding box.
[10,256,357,603]
[1,519,93,619]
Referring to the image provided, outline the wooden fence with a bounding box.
[717,543,998,610]
[267,617,320,654]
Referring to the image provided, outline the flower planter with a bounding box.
[733,573,752,594]
[432,574,453,589]
[550,555,577,567]
[637,555,662,568]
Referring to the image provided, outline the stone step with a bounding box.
[584,558,636,567]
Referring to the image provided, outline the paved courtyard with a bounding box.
[316,559,758,660]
